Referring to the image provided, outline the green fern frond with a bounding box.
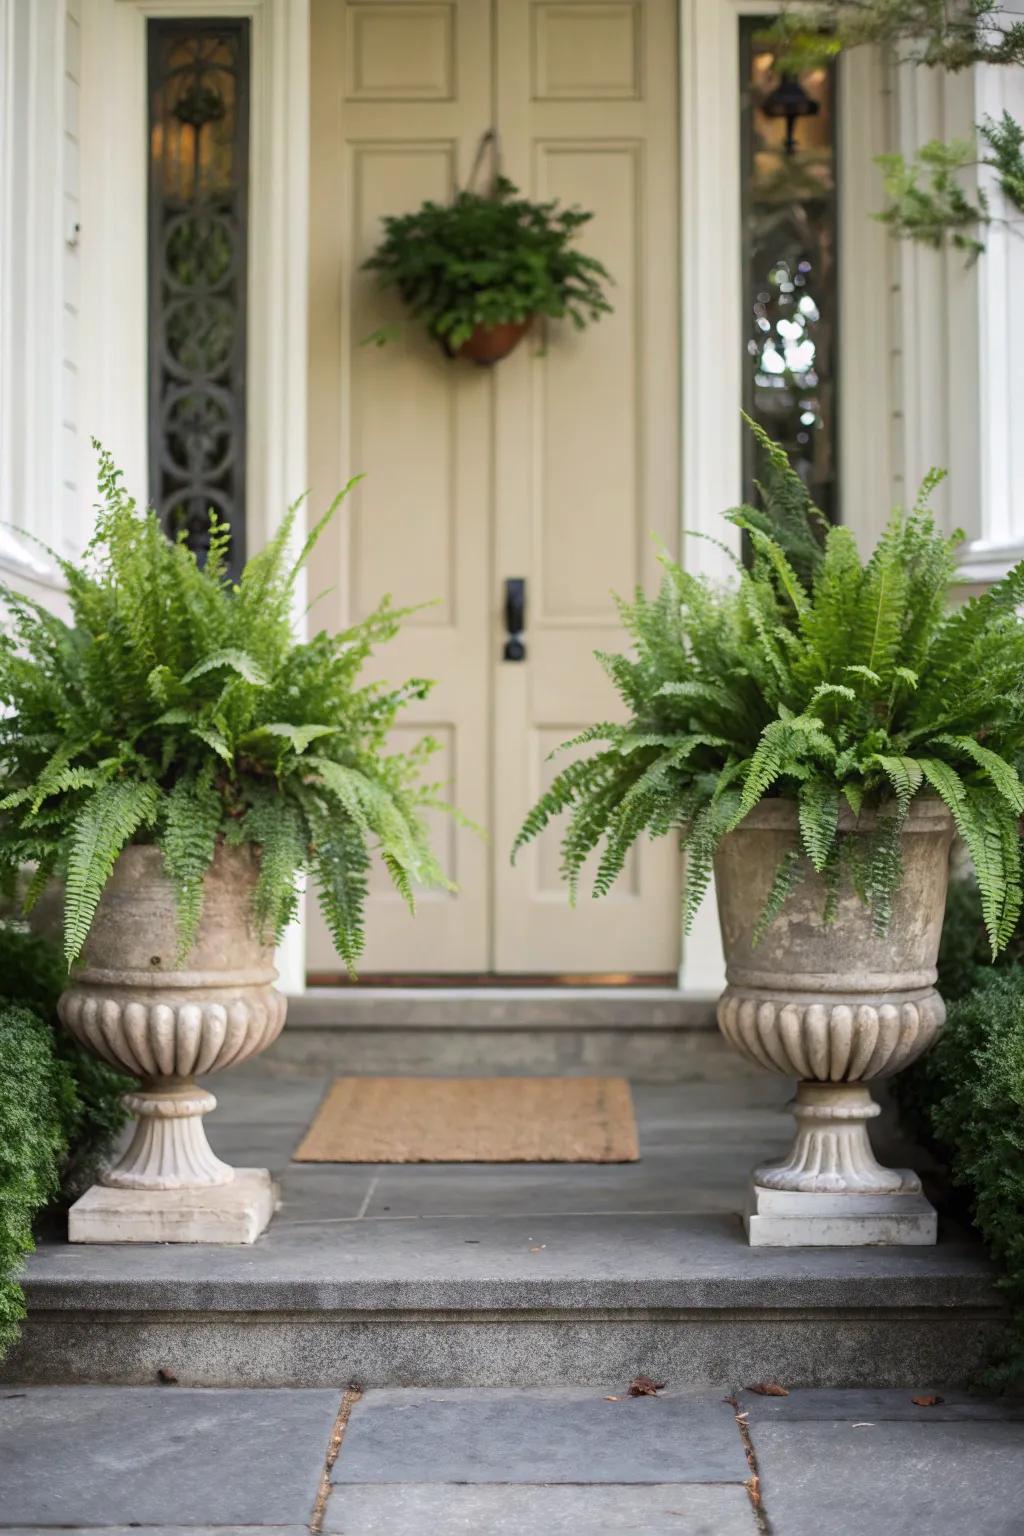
[935,734,1024,813]
[64,782,159,964]
[307,804,370,977]
[798,777,840,872]
[157,767,222,959]
[180,648,268,688]
[752,850,804,945]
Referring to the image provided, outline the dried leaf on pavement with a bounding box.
[911,1394,944,1407]
[746,1381,789,1396]
[628,1375,667,1397]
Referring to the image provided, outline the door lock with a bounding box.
[503,577,526,661]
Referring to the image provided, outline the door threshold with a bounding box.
[305,972,677,989]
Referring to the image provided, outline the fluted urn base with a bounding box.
[102,1085,234,1191]
[754,1083,919,1195]
[745,1082,936,1247]
[746,1088,937,1246]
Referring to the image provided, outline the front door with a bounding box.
[307,0,680,976]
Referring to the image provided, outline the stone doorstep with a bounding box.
[8,1211,1008,1389]
[7,1306,1010,1391]
[285,988,720,1029]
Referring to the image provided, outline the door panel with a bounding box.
[307,0,680,976]
[307,0,492,972]
[491,0,681,972]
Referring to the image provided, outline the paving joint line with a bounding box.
[309,1381,362,1534]
[354,1174,379,1220]
[725,1393,770,1535]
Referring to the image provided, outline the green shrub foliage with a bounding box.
[363,176,612,350]
[0,1005,74,1354]
[515,421,1024,952]
[0,453,450,972]
[934,873,1024,1004]
[902,970,1024,1385]
[0,923,128,1359]
[0,923,130,1186]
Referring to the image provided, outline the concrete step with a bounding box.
[276,987,719,1079]
[6,1072,1008,1391]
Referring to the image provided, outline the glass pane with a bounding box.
[148,19,250,574]
[740,20,838,522]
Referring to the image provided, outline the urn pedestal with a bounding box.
[714,798,954,1246]
[58,844,286,1244]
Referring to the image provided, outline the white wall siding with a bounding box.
[0,0,87,597]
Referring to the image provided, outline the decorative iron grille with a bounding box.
[147,18,250,574]
[740,19,839,523]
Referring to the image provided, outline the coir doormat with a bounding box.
[292,1076,640,1163]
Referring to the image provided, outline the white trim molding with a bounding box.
[0,0,76,585]
[80,0,311,990]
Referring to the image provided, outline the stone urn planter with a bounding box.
[714,797,954,1246]
[58,843,286,1244]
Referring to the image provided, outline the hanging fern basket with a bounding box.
[448,318,532,365]
[363,131,612,364]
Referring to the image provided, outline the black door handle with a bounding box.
[503,577,526,661]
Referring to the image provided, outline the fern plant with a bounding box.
[514,419,1024,954]
[0,451,451,973]
[363,176,612,351]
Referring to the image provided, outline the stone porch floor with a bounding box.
[6,1064,1009,1390]
[2,1382,1022,1534]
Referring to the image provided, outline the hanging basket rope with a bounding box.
[461,127,504,198]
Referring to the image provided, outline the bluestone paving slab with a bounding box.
[752,1418,1024,1536]
[361,1147,790,1218]
[0,1386,338,1528]
[333,1387,747,1484]
[12,1530,310,1535]
[739,1385,1024,1421]
[323,1482,756,1534]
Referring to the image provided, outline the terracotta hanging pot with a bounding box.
[451,318,532,365]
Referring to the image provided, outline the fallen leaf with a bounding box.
[156,1367,177,1385]
[911,1394,944,1407]
[746,1474,762,1507]
[746,1381,789,1397]
[604,1395,619,1402]
[529,1245,546,1253]
[852,1422,874,1428]
[628,1375,667,1397]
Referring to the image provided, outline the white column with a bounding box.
[958,43,1024,580]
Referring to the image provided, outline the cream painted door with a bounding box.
[307,0,679,976]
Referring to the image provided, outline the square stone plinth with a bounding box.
[68,1168,276,1245]
[746,1181,938,1247]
